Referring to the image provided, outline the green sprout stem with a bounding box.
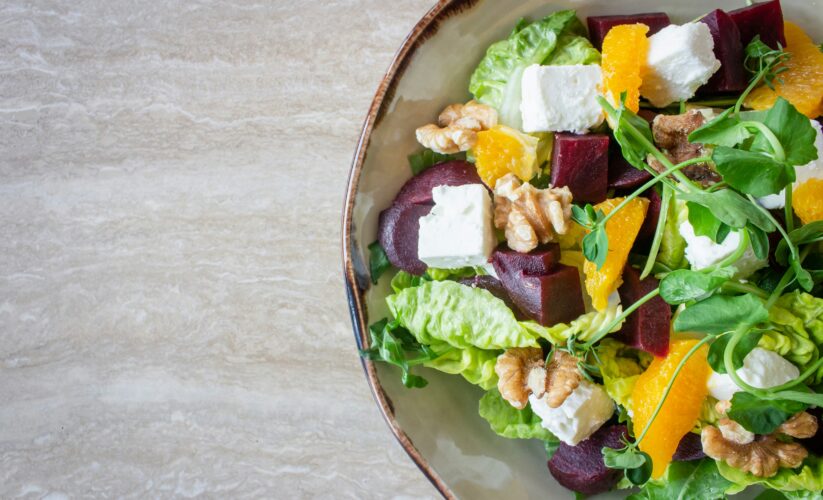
[700,229,751,273]
[741,121,786,162]
[640,185,672,279]
[784,186,795,233]
[582,288,661,350]
[635,335,714,445]
[721,281,769,299]
[746,194,801,279]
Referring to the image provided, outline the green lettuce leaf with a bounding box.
[657,198,689,270]
[387,280,539,350]
[545,33,600,66]
[468,10,586,129]
[478,388,558,441]
[760,291,823,384]
[628,459,732,500]
[595,339,651,409]
[718,456,823,495]
[522,302,624,344]
[426,343,500,390]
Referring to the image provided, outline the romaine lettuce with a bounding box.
[628,459,732,499]
[595,339,651,409]
[718,456,823,496]
[545,33,601,66]
[387,280,540,350]
[478,388,558,441]
[657,198,689,270]
[426,343,499,390]
[522,302,624,344]
[468,10,592,129]
[761,291,823,384]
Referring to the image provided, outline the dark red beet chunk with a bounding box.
[394,161,483,206]
[698,10,747,94]
[728,0,786,48]
[637,188,662,243]
[615,266,671,357]
[377,203,432,275]
[548,424,628,495]
[673,432,706,461]
[496,264,585,327]
[609,145,652,189]
[491,244,561,276]
[551,133,609,204]
[459,275,526,319]
[587,13,670,51]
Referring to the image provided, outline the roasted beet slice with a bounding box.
[491,244,561,276]
[673,432,706,461]
[586,13,670,51]
[551,133,609,204]
[393,161,483,206]
[496,264,585,326]
[377,203,432,275]
[728,0,786,48]
[615,266,671,357]
[609,144,652,189]
[637,188,662,243]
[459,275,526,319]
[699,9,747,94]
[548,424,628,495]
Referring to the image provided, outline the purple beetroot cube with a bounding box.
[728,0,786,48]
[699,9,748,94]
[497,264,585,327]
[615,265,671,357]
[491,244,561,277]
[551,133,609,204]
[548,424,628,495]
[377,202,432,275]
[608,143,652,189]
[394,160,483,206]
[673,432,707,461]
[637,188,662,243]
[587,13,670,51]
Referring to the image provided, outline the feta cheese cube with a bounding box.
[758,120,823,209]
[641,23,721,107]
[529,381,614,445]
[520,64,604,134]
[707,348,800,401]
[679,219,767,279]
[417,184,496,269]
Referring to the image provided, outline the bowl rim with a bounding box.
[341,1,479,498]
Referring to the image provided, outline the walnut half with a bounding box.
[493,174,573,253]
[415,100,497,154]
[495,348,581,410]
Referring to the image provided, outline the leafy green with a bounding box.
[659,268,735,305]
[678,189,775,232]
[744,35,792,90]
[425,344,499,390]
[686,201,729,242]
[627,459,731,500]
[599,95,655,171]
[727,391,808,434]
[571,204,608,268]
[712,145,793,197]
[775,221,823,266]
[658,198,689,270]
[595,339,651,409]
[545,33,600,66]
[469,10,583,128]
[407,150,464,175]
[387,280,539,350]
[478,389,558,441]
[688,108,753,147]
[674,295,769,334]
[751,97,819,167]
[748,224,770,260]
[719,455,823,496]
[761,291,823,385]
[389,270,423,293]
[368,241,392,285]
[602,447,652,486]
[522,303,624,345]
[425,267,482,281]
[708,329,764,374]
[360,318,439,388]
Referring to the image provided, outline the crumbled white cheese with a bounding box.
[707,348,800,401]
[758,120,823,209]
[640,23,721,107]
[678,219,767,279]
[520,64,604,134]
[418,184,496,269]
[529,381,614,445]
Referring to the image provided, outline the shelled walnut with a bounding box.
[495,348,581,410]
[415,100,498,154]
[493,174,573,253]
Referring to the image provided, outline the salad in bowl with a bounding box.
[356,0,823,497]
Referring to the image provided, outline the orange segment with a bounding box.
[584,197,649,311]
[473,125,539,188]
[631,337,710,479]
[793,179,823,225]
[601,24,650,113]
[745,22,823,118]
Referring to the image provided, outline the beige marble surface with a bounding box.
[0,0,437,497]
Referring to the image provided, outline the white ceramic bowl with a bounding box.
[342,1,823,498]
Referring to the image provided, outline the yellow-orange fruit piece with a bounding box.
[745,22,823,118]
[584,197,649,311]
[793,179,823,225]
[631,336,710,479]
[473,125,539,188]
[601,24,650,113]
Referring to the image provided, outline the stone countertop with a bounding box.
[1,1,436,497]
